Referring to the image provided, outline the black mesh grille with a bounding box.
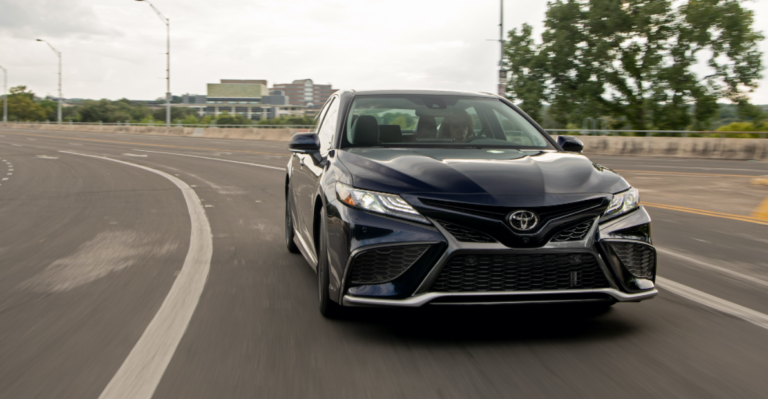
[419,197,603,221]
[349,245,429,284]
[611,242,655,279]
[430,253,608,292]
[439,221,497,243]
[551,220,594,242]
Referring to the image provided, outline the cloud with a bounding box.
[0,0,118,39]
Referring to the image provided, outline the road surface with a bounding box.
[1,127,767,398]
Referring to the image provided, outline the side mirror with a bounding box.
[557,135,584,153]
[289,133,320,153]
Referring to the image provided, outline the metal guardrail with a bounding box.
[2,121,766,137]
[545,128,768,138]
[2,121,313,129]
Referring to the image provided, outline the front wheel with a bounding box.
[285,194,300,254]
[317,207,344,318]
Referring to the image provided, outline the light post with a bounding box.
[135,0,171,128]
[0,64,7,124]
[36,39,62,124]
[498,0,507,97]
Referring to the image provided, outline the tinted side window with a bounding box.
[317,98,339,154]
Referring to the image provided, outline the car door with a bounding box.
[292,98,338,256]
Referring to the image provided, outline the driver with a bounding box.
[438,111,474,142]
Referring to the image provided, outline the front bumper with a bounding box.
[330,202,657,307]
[343,288,657,307]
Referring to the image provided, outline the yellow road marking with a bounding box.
[752,197,768,221]
[1,131,289,157]
[644,202,768,226]
[617,170,759,178]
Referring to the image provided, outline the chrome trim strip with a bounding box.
[343,288,658,308]
[294,228,317,267]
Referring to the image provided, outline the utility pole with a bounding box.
[498,0,507,97]
[0,65,7,124]
[36,39,62,123]
[135,0,171,128]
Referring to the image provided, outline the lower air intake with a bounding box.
[430,253,608,292]
[348,245,429,284]
[610,242,655,279]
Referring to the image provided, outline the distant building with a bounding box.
[272,79,336,109]
[182,94,206,105]
[179,80,302,120]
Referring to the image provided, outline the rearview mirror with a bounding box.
[556,135,584,153]
[289,133,320,153]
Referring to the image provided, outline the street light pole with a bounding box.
[36,39,62,124]
[498,0,507,97]
[136,0,171,128]
[0,64,7,124]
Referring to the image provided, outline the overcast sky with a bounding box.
[1,0,767,104]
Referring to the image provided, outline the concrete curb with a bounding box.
[1,123,300,142]
[3,124,768,160]
[556,135,768,160]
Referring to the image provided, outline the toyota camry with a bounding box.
[285,90,657,318]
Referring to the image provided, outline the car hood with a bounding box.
[337,148,629,207]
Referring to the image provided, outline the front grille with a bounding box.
[551,220,594,242]
[430,253,608,292]
[348,245,429,284]
[611,242,655,279]
[419,197,604,222]
[438,221,497,243]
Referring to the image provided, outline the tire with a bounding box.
[317,207,344,318]
[285,193,300,254]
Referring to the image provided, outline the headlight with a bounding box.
[335,182,429,224]
[603,187,640,219]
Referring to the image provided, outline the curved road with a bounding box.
[1,128,768,398]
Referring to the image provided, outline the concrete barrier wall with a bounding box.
[1,123,300,142]
[4,124,768,160]
[556,135,768,160]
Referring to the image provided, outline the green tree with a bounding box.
[214,112,251,125]
[7,86,47,121]
[504,0,764,130]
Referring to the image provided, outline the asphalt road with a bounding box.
[1,127,768,398]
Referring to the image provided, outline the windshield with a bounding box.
[341,95,553,149]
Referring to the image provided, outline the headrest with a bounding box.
[416,116,437,139]
[379,125,402,143]
[351,115,379,146]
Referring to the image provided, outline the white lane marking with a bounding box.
[2,178,7,181]
[122,153,148,157]
[36,155,59,159]
[204,204,213,208]
[69,143,82,146]
[7,173,12,175]
[134,149,283,171]
[12,144,21,147]
[60,151,213,399]
[657,247,768,290]
[658,277,768,331]
[28,138,36,141]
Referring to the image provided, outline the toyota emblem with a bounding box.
[508,210,539,231]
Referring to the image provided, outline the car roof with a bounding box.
[345,89,499,98]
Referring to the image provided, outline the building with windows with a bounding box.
[272,79,336,110]
[181,80,306,121]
